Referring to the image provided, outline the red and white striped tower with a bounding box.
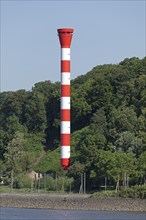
[57,28,74,170]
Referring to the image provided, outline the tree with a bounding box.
[45,82,60,148]
[0,160,5,176]
[0,56,146,192]
[137,152,146,184]
[0,129,6,160]
[4,132,25,190]
[90,108,107,135]
[71,80,92,131]
[114,131,143,155]
[68,161,85,191]
[24,92,47,133]
[114,107,137,133]
[107,151,136,190]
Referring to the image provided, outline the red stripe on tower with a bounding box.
[61,85,70,97]
[61,134,70,146]
[61,61,70,72]
[61,109,70,121]
[58,28,74,170]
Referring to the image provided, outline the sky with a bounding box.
[1,0,146,92]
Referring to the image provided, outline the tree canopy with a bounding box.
[0,56,146,191]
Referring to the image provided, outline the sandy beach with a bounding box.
[0,193,145,212]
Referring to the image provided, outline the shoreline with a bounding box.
[0,193,146,212]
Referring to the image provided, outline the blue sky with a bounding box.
[1,0,145,92]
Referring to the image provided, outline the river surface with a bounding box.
[0,207,146,220]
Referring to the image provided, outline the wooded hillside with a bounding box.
[0,57,146,192]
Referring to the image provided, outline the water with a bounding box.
[0,207,145,220]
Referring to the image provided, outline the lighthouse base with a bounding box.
[61,158,70,170]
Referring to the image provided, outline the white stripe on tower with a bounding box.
[58,28,74,170]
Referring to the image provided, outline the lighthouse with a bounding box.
[57,28,74,170]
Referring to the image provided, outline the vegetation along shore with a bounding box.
[0,57,146,199]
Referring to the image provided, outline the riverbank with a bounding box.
[0,193,145,212]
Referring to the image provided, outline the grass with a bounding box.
[0,185,32,193]
[0,185,72,194]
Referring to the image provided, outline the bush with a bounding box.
[118,185,146,199]
[91,190,117,198]
[39,176,74,192]
[13,173,32,189]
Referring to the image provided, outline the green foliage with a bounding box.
[34,148,60,173]
[91,190,117,197]
[0,160,5,176]
[107,151,136,182]
[118,185,146,199]
[68,161,85,177]
[13,173,32,189]
[4,132,26,173]
[90,108,107,135]
[24,132,45,153]
[91,184,146,199]
[34,175,74,192]
[0,56,146,194]
[136,151,146,182]
[23,92,47,133]
[114,131,143,155]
